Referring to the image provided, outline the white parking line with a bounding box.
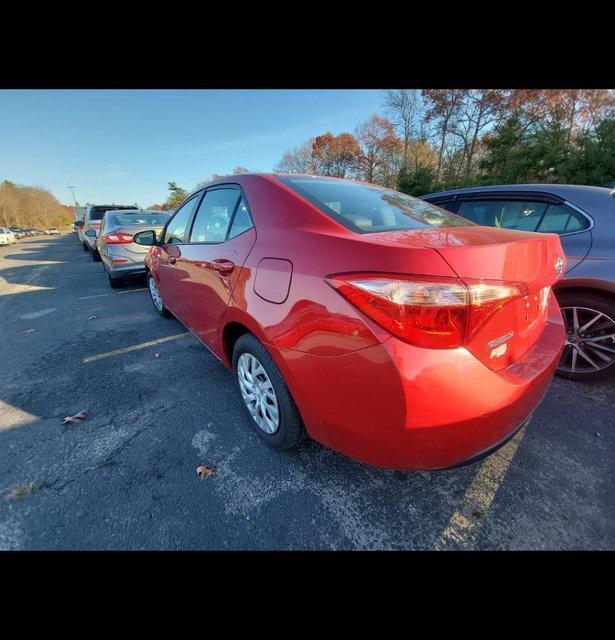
[433,427,527,550]
[78,288,147,300]
[82,332,190,363]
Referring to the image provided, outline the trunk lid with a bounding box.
[369,226,566,370]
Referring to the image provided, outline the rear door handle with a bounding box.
[210,259,235,275]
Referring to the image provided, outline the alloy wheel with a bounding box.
[559,305,615,375]
[148,276,164,312]
[237,353,280,434]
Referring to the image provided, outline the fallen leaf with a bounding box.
[88,315,97,320]
[62,410,87,425]
[196,465,214,479]
[22,328,36,334]
[154,353,160,358]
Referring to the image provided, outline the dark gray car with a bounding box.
[96,210,170,288]
[421,184,615,381]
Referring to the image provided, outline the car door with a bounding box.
[156,194,202,322]
[456,196,592,273]
[180,186,257,354]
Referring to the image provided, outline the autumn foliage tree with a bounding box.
[0,180,73,228]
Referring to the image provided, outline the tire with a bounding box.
[556,291,615,382]
[107,272,124,289]
[82,243,88,252]
[91,249,102,262]
[147,272,171,317]
[232,333,305,449]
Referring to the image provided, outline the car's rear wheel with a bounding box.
[82,243,88,252]
[147,273,171,317]
[91,248,101,262]
[232,333,304,449]
[556,291,615,381]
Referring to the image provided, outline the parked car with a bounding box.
[9,227,25,239]
[421,184,615,381]
[81,204,137,259]
[96,209,171,288]
[0,227,17,245]
[47,227,60,235]
[138,174,565,470]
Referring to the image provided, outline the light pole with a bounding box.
[67,186,78,206]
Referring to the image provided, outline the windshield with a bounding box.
[278,176,472,234]
[111,213,170,226]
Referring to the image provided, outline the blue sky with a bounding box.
[0,90,385,207]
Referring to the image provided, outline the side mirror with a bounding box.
[133,230,157,246]
[85,230,96,237]
[75,220,84,228]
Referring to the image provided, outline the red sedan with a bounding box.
[139,174,566,470]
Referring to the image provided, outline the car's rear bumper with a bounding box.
[272,294,564,470]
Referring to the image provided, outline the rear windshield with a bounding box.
[89,206,135,221]
[110,213,170,226]
[278,176,472,234]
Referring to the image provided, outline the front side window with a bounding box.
[278,176,471,234]
[189,188,241,243]
[163,195,200,244]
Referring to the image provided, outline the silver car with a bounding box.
[96,210,171,287]
[421,184,615,381]
[81,204,137,259]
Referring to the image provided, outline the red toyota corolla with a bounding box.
[138,174,566,470]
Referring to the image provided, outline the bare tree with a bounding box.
[383,90,422,168]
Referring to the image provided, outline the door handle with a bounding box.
[210,259,235,275]
[168,256,177,265]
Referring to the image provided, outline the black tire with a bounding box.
[91,248,102,262]
[107,272,124,289]
[232,333,305,450]
[555,291,615,382]
[82,243,88,252]
[147,272,171,317]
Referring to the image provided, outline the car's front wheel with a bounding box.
[147,272,171,317]
[556,291,615,381]
[82,243,88,252]
[232,333,304,449]
[91,248,102,262]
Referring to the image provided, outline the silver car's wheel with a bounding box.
[237,352,280,434]
[559,305,615,376]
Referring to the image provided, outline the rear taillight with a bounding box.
[103,232,133,244]
[326,273,528,349]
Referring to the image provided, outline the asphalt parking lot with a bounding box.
[0,233,613,550]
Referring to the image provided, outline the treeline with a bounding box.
[0,180,74,228]
[274,89,615,195]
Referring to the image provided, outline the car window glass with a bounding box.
[457,200,548,231]
[189,188,240,243]
[536,203,590,234]
[164,196,200,244]
[228,198,253,238]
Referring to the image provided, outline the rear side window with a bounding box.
[278,177,471,234]
[111,214,170,226]
[228,198,253,238]
[457,199,591,235]
[536,203,591,234]
[189,188,241,243]
[457,200,548,231]
[163,195,200,244]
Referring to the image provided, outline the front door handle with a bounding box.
[210,259,235,275]
[168,256,177,265]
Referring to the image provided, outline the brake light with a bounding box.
[326,273,527,349]
[103,232,133,244]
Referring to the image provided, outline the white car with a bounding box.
[0,227,16,245]
[47,227,60,235]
